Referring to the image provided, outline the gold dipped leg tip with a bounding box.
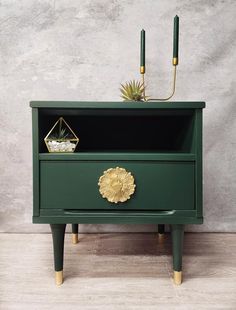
[173,271,182,285]
[55,271,63,286]
[72,233,79,244]
[158,233,164,239]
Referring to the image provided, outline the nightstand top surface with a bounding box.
[30,101,205,109]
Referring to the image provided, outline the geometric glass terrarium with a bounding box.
[44,117,79,153]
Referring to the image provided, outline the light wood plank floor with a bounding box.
[0,233,236,310]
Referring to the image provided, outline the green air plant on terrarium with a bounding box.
[49,127,69,140]
[120,80,146,101]
[44,117,79,153]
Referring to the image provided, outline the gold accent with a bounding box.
[147,65,177,101]
[98,167,136,203]
[55,271,63,286]
[72,233,79,244]
[158,234,165,244]
[140,66,145,74]
[44,117,79,153]
[172,57,178,66]
[173,271,182,285]
[158,233,164,239]
[141,73,147,101]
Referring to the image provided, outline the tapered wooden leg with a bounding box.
[158,224,165,239]
[50,224,66,285]
[72,224,79,244]
[171,224,184,285]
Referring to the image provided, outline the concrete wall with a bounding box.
[0,0,235,233]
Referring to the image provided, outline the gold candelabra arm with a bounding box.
[140,66,146,100]
[142,58,178,102]
[141,73,146,100]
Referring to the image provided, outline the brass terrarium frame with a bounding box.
[44,117,79,153]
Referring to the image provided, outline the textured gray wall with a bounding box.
[0,0,235,233]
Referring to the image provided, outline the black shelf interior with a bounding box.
[38,109,195,153]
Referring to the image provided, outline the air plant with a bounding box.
[120,80,147,101]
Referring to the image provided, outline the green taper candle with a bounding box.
[173,15,179,63]
[140,29,145,73]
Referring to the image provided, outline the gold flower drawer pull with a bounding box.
[98,167,136,203]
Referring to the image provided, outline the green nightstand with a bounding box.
[30,101,205,285]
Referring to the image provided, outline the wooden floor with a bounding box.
[0,233,236,310]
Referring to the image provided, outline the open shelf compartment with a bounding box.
[38,108,196,154]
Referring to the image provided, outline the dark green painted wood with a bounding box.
[35,216,202,224]
[32,108,40,217]
[171,224,184,271]
[39,153,196,161]
[33,212,203,224]
[30,101,205,282]
[195,109,203,218]
[39,108,196,118]
[41,209,196,217]
[30,102,205,225]
[40,161,195,211]
[158,224,165,234]
[72,224,78,234]
[50,224,66,271]
[177,113,195,153]
[30,101,205,109]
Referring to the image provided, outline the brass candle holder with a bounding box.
[120,17,179,102]
[140,16,179,102]
[140,57,178,102]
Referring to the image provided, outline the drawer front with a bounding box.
[40,161,195,210]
